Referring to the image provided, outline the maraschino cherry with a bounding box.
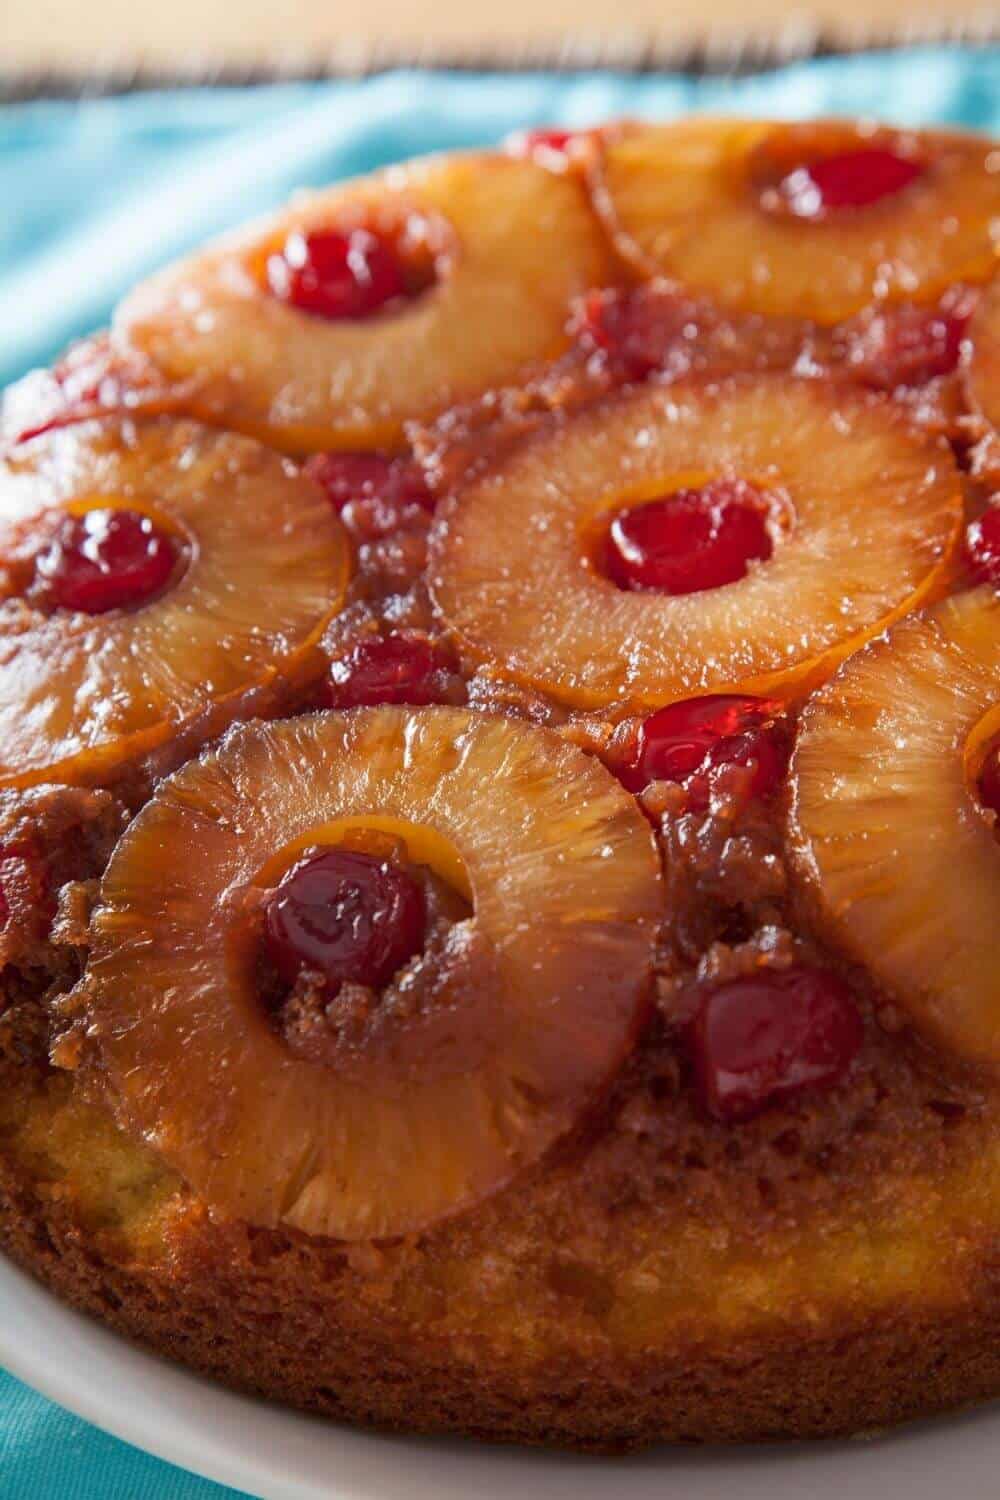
[305,453,431,519]
[852,293,973,391]
[505,127,578,165]
[978,742,1000,821]
[324,634,451,710]
[965,508,1000,587]
[603,480,773,596]
[34,508,178,615]
[267,228,409,322]
[618,694,787,807]
[687,967,864,1121]
[573,287,697,381]
[778,148,924,218]
[264,849,426,993]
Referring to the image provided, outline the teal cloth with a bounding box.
[2,45,1000,1498]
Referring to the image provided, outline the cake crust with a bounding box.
[6,1121,1000,1451]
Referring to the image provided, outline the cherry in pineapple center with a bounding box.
[600,478,775,596]
[31,507,180,615]
[978,740,1000,824]
[751,129,928,221]
[263,847,428,997]
[267,224,438,323]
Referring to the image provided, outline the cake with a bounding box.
[1,117,1000,1451]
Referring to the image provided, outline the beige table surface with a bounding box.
[2,0,998,77]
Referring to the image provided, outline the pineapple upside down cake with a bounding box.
[3,116,1000,1451]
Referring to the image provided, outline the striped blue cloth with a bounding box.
[2,46,999,1498]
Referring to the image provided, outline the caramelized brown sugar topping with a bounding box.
[2,116,1000,1263]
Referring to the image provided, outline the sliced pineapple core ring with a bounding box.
[83,707,662,1240]
[429,375,962,710]
[115,154,611,454]
[596,120,1000,323]
[967,278,1000,430]
[0,418,350,788]
[790,587,1000,1064]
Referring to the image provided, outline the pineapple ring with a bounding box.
[0,334,189,452]
[595,119,1000,324]
[82,707,662,1240]
[115,154,611,455]
[967,277,1000,429]
[0,418,350,788]
[789,586,1000,1065]
[429,375,963,710]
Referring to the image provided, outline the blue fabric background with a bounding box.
[2,46,999,1497]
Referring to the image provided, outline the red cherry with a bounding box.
[506,127,577,164]
[853,300,971,390]
[888,308,968,383]
[965,508,1000,587]
[324,634,449,710]
[781,148,924,216]
[979,743,1000,820]
[621,694,786,803]
[912,313,967,381]
[305,451,433,516]
[603,480,773,596]
[264,848,426,993]
[638,695,775,782]
[687,967,864,1122]
[34,508,178,615]
[686,724,789,811]
[267,229,408,322]
[573,287,697,381]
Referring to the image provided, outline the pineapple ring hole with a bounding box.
[62,492,194,550]
[584,469,793,595]
[964,702,1000,825]
[748,125,929,222]
[246,816,474,1057]
[12,492,194,615]
[62,491,193,586]
[251,815,473,907]
[255,206,453,324]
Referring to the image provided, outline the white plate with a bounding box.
[3,1249,1000,1500]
